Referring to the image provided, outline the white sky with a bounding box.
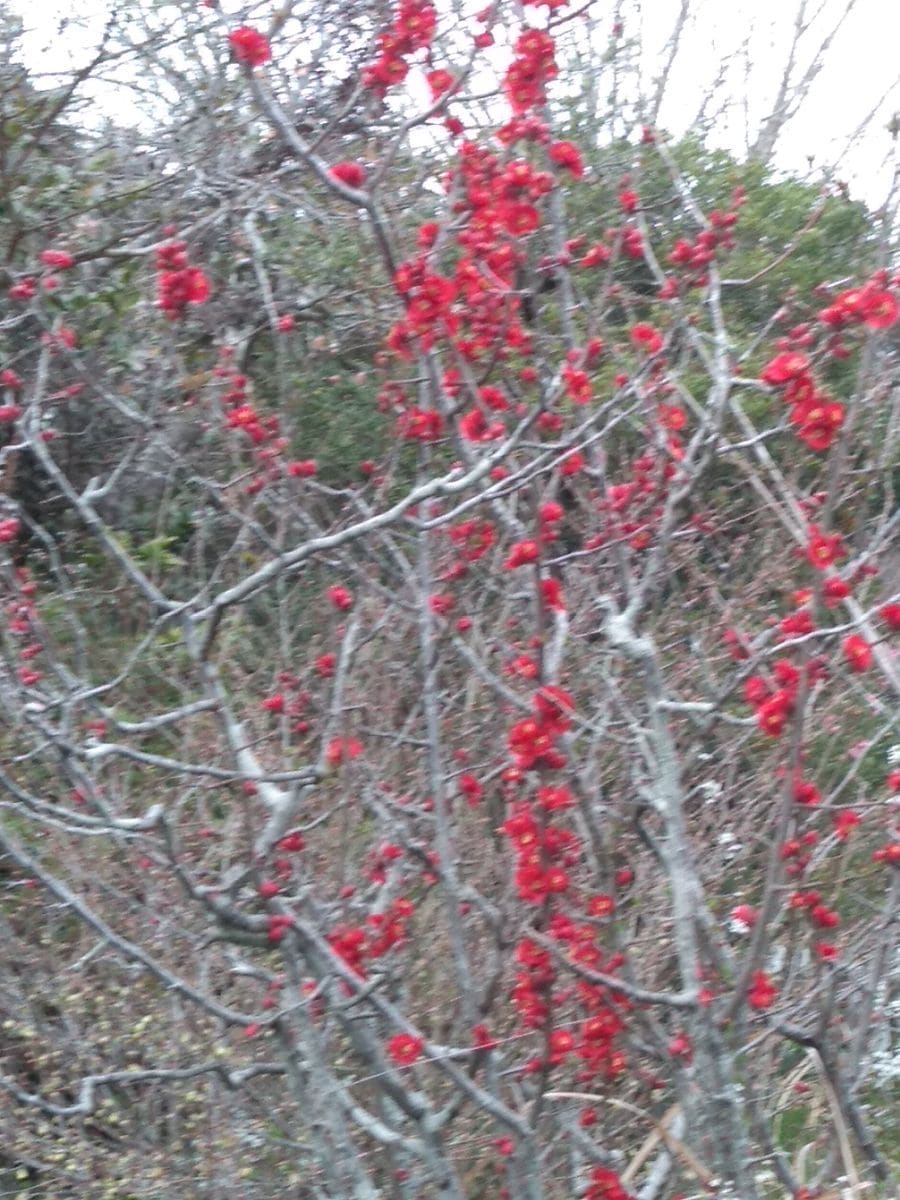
[9,0,900,208]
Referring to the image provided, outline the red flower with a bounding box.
[388,1033,424,1066]
[509,654,539,680]
[833,809,861,840]
[505,539,540,569]
[729,904,758,933]
[760,351,810,386]
[658,404,686,431]
[756,690,793,737]
[325,737,363,767]
[581,243,611,268]
[229,26,271,66]
[872,841,900,865]
[823,577,850,607]
[667,1032,692,1060]
[39,248,75,270]
[8,277,37,301]
[398,407,445,441]
[793,777,821,807]
[824,282,900,329]
[548,140,584,178]
[779,609,815,639]
[880,602,900,631]
[429,593,454,616]
[856,287,899,330]
[558,364,589,405]
[533,684,574,724]
[541,577,565,611]
[842,634,872,673]
[792,399,844,452]
[329,161,367,189]
[630,323,663,354]
[811,904,839,929]
[287,459,318,477]
[459,407,504,442]
[458,773,483,806]
[158,266,210,318]
[327,585,354,611]
[618,189,638,214]
[426,68,455,99]
[805,524,845,570]
[502,201,540,236]
[748,971,777,1010]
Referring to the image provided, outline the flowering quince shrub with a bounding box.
[1,4,899,1200]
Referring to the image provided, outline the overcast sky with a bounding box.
[9,0,900,207]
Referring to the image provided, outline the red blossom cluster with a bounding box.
[206,347,323,496]
[385,141,556,386]
[324,736,363,768]
[2,567,43,690]
[260,675,313,734]
[493,674,633,1083]
[507,686,574,771]
[596,447,680,554]
[744,657,813,737]
[362,0,437,95]
[790,890,841,960]
[760,350,845,452]
[780,830,820,878]
[666,189,744,289]
[510,932,628,1080]
[503,28,558,115]
[329,897,416,981]
[630,322,663,355]
[501,802,578,902]
[155,241,211,320]
[817,276,899,331]
[78,16,898,1187]
[391,259,459,352]
[7,247,76,301]
[219,370,280,454]
[448,517,496,563]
